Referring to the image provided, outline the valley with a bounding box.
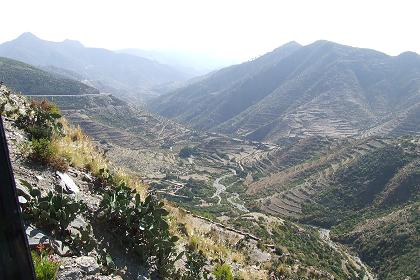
[29,91,418,280]
[0,33,418,279]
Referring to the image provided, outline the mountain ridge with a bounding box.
[149,40,420,142]
[0,33,193,101]
[0,56,99,95]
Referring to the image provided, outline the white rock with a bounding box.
[75,256,100,275]
[18,196,27,204]
[56,171,80,193]
[35,175,44,181]
[26,225,49,246]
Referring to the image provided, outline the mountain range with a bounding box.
[118,48,238,77]
[0,33,194,101]
[1,33,419,279]
[149,40,420,142]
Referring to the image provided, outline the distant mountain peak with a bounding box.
[308,39,344,49]
[16,32,40,41]
[282,41,302,47]
[62,39,84,48]
[14,33,84,48]
[398,51,419,57]
[0,33,194,101]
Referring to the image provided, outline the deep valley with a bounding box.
[0,31,418,280]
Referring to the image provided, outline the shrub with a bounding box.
[183,242,209,280]
[16,99,69,171]
[98,179,182,278]
[30,138,68,172]
[16,99,63,140]
[22,184,87,238]
[30,138,56,163]
[179,146,198,158]
[31,250,60,280]
[213,263,233,280]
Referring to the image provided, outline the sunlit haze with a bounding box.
[1,0,420,62]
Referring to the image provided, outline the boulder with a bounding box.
[25,225,70,256]
[16,179,31,200]
[58,268,83,280]
[57,171,80,193]
[75,256,100,275]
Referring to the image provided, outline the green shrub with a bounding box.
[31,250,59,280]
[16,99,63,140]
[29,138,68,171]
[30,138,56,162]
[98,175,182,278]
[16,99,68,171]
[183,243,209,280]
[213,263,233,280]
[22,184,87,238]
[179,146,198,158]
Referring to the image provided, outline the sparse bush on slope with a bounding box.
[182,241,209,280]
[179,146,198,158]
[15,99,69,171]
[31,249,60,280]
[97,169,182,279]
[213,263,234,280]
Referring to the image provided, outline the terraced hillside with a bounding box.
[15,72,418,280]
[239,136,419,280]
[248,137,394,218]
[31,94,272,182]
[150,40,420,141]
[4,85,380,279]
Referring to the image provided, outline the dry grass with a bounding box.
[112,167,148,200]
[56,120,108,174]
[165,204,272,277]
[56,119,148,197]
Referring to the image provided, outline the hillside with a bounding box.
[1,85,378,279]
[24,87,419,279]
[149,40,420,141]
[299,139,420,280]
[0,33,192,101]
[233,135,419,280]
[0,56,99,95]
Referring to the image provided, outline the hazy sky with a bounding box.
[1,0,419,62]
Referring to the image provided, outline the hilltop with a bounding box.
[149,40,420,141]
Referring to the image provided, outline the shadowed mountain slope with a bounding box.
[149,41,420,142]
[0,56,99,95]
